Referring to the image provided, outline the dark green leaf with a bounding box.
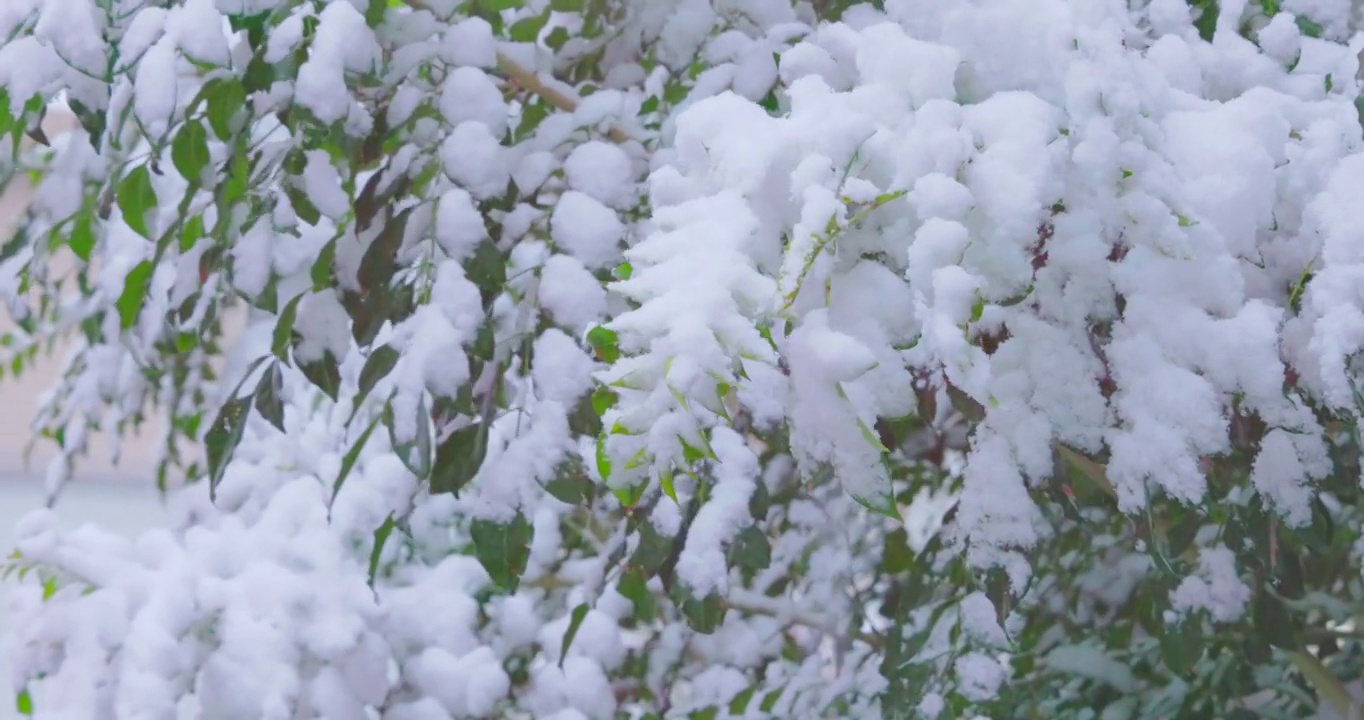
[1160,618,1204,676]
[632,519,672,576]
[1254,587,1297,649]
[729,525,770,573]
[367,512,395,588]
[116,166,157,238]
[674,588,727,634]
[116,260,154,329]
[545,473,593,505]
[252,362,286,432]
[204,79,246,140]
[285,185,321,226]
[311,238,337,290]
[358,208,410,293]
[171,120,211,185]
[431,422,487,495]
[466,240,506,299]
[471,512,534,591]
[882,527,913,574]
[544,26,570,52]
[1168,511,1201,559]
[557,603,590,668]
[206,393,252,500]
[297,351,342,401]
[550,0,583,9]
[358,345,400,402]
[273,293,304,361]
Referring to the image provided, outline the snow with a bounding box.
[439,67,508,137]
[531,329,599,406]
[954,652,1005,702]
[549,191,625,270]
[1171,546,1252,622]
[7,0,1364,716]
[133,39,179,139]
[301,151,350,221]
[294,2,379,125]
[440,121,508,199]
[564,141,636,209]
[169,0,230,67]
[538,254,607,333]
[292,291,352,364]
[442,18,497,68]
[674,427,758,596]
[434,187,486,261]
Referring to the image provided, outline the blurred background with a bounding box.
[0,108,170,718]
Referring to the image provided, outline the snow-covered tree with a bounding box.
[3,0,1364,717]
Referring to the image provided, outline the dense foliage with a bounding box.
[3,0,1364,717]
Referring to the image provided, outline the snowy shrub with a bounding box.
[3,0,1364,717]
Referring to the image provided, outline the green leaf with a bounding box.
[728,525,771,573]
[632,520,672,576]
[728,687,756,716]
[431,422,487,495]
[116,260,154,329]
[557,603,590,668]
[206,393,252,500]
[357,345,400,404]
[298,351,342,402]
[204,78,246,140]
[386,397,432,479]
[311,238,337,290]
[333,413,383,504]
[1253,587,1297,649]
[587,325,620,363]
[509,14,546,42]
[273,293,305,360]
[1295,14,1325,38]
[479,0,523,10]
[466,239,506,298]
[117,166,157,238]
[550,0,583,10]
[364,0,387,26]
[15,688,31,716]
[1167,511,1201,559]
[591,387,617,416]
[616,568,656,621]
[179,214,204,253]
[69,209,95,261]
[252,362,286,432]
[674,588,727,634]
[285,185,321,226]
[471,513,534,592]
[545,473,593,505]
[595,434,613,483]
[1160,617,1203,676]
[358,208,410,293]
[367,512,396,588]
[171,120,211,185]
[882,527,913,574]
